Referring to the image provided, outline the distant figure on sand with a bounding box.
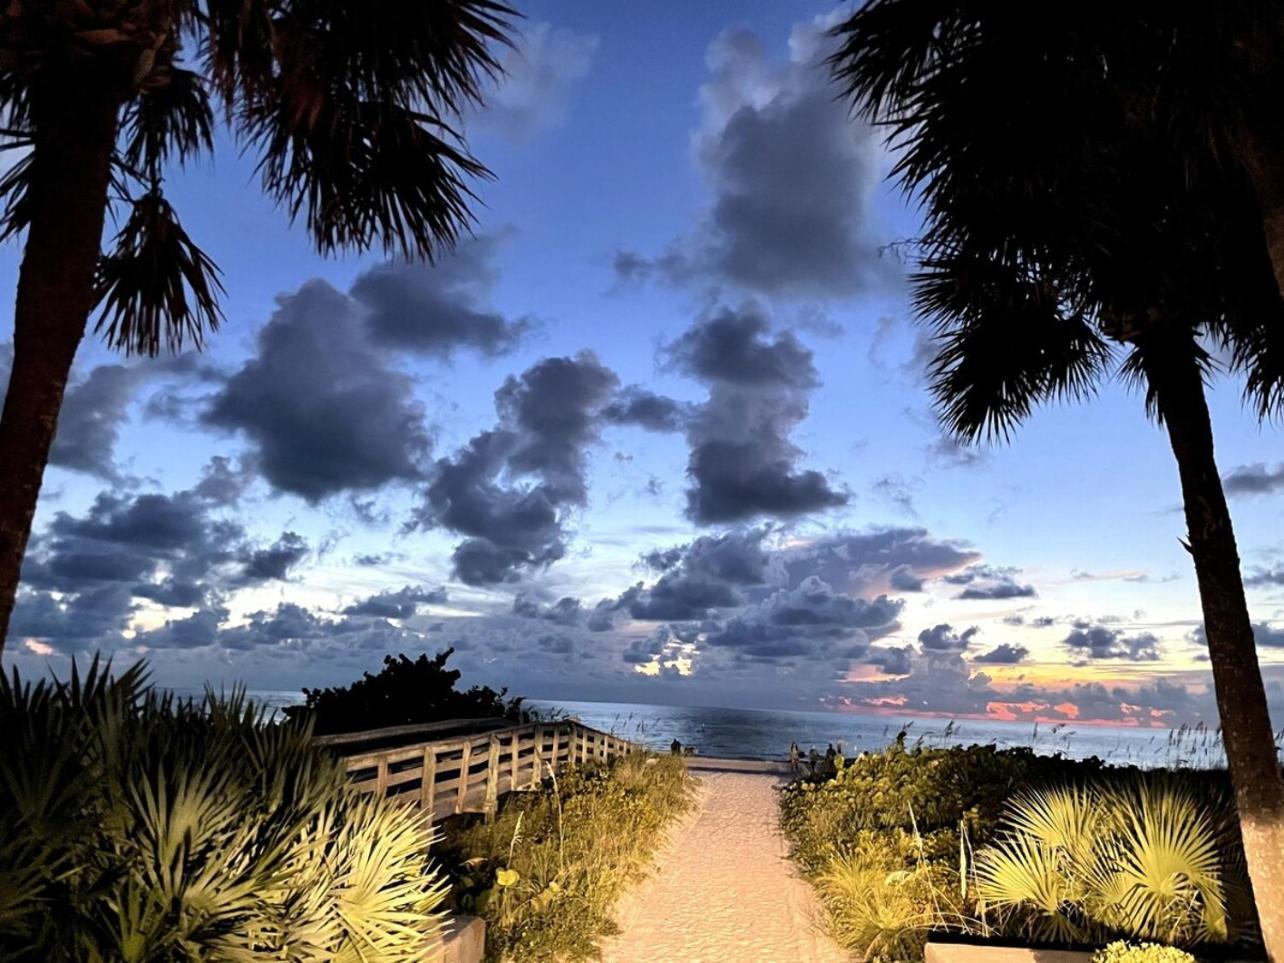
[788,742,800,773]
[671,738,682,755]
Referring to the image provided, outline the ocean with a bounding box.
[230,689,1229,770]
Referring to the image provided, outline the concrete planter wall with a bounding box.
[439,915,485,963]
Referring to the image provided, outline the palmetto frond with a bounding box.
[94,190,223,356]
[120,66,214,174]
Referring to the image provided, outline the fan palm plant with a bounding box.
[976,781,1245,948]
[0,657,448,960]
[0,0,517,649]
[828,4,1284,955]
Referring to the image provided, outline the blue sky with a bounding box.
[3,2,1284,727]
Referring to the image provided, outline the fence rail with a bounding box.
[332,720,639,821]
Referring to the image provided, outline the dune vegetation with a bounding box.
[780,740,1259,962]
[434,752,695,962]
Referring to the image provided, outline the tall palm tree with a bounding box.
[0,0,516,649]
[828,2,1284,956]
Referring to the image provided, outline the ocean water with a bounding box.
[526,699,1233,770]
[217,689,1230,769]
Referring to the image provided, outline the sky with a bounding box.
[3,1,1284,729]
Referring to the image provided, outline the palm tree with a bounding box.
[828,2,1284,956]
[0,0,516,649]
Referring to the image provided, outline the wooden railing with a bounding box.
[326,720,639,821]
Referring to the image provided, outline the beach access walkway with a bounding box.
[599,760,851,963]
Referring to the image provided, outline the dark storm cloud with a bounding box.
[865,645,913,676]
[616,528,774,622]
[48,364,140,481]
[343,585,449,619]
[601,387,692,433]
[614,21,893,298]
[667,306,847,524]
[512,595,583,626]
[236,531,308,584]
[350,235,530,359]
[1222,463,1284,497]
[917,623,978,652]
[10,584,135,652]
[1063,624,1160,661]
[946,564,1037,600]
[205,281,430,502]
[972,643,1029,664]
[624,571,741,622]
[782,528,980,595]
[414,352,619,584]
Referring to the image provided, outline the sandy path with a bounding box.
[599,770,850,963]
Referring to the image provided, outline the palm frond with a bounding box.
[94,190,224,356]
[120,67,215,175]
[917,253,1113,441]
[244,97,487,258]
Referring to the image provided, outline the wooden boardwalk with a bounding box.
[600,768,850,963]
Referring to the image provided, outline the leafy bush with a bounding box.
[1093,940,1197,963]
[284,648,528,735]
[0,660,446,961]
[780,741,1104,875]
[977,781,1254,946]
[436,753,694,962]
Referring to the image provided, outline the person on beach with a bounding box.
[789,742,800,773]
[670,738,682,755]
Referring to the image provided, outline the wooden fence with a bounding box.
[322,720,639,821]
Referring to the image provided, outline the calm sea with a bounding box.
[224,689,1230,770]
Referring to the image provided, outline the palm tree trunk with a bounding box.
[1149,342,1284,959]
[0,84,122,651]
[1242,120,1284,301]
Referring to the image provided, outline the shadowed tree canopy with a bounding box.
[283,649,527,736]
[0,0,518,648]
[828,2,1284,957]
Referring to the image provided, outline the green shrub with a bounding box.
[0,659,446,961]
[976,781,1254,946]
[1093,940,1197,963]
[436,753,694,962]
[780,742,1104,875]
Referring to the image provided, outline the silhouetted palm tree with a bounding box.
[0,0,516,648]
[829,2,1284,955]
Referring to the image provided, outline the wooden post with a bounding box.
[483,734,500,820]
[455,741,473,815]
[420,744,437,814]
[375,757,389,798]
[550,725,561,771]
[531,725,544,788]
[509,730,520,791]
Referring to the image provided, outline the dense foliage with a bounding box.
[436,753,694,962]
[1094,941,1196,963]
[0,660,446,962]
[284,648,528,735]
[780,742,1254,961]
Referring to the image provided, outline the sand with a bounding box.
[599,769,852,963]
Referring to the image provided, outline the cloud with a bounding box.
[414,352,619,584]
[205,281,429,502]
[614,19,893,297]
[1222,463,1284,497]
[946,564,1037,600]
[236,531,308,584]
[1063,624,1160,661]
[349,235,530,358]
[667,305,847,523]
[473,22,598,140]
[601,387,692,433]
[972,643,1029,664]
[343,585,448,619]
[512,595,584,627]
[917,623,978,652]
[1192,622,1284,649]
[783,528,980,596]
[1245,567,1284,588]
